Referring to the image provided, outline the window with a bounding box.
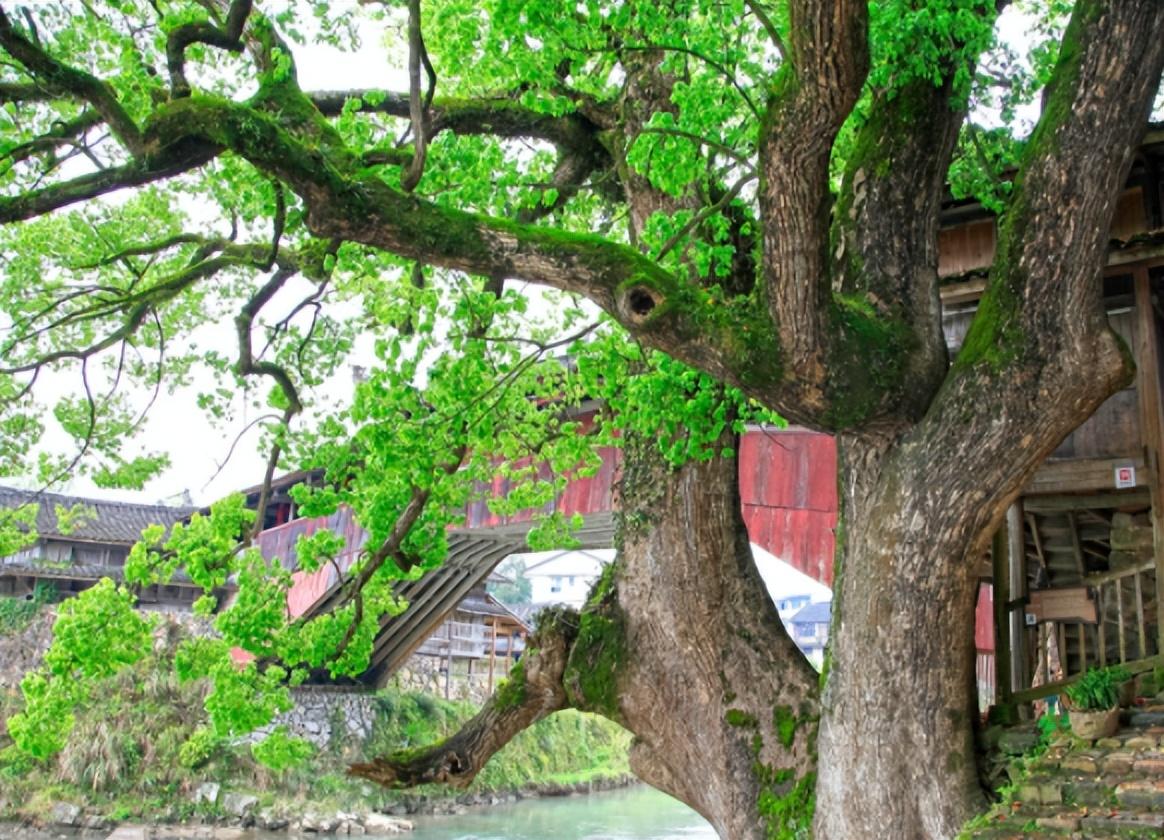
[568,576,576,586]
[550,576,562,593]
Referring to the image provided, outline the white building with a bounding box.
[505,548,615,609]
[502,544,832,667]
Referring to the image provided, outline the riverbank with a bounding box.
[0,638,634,836]
[0,776,642,838]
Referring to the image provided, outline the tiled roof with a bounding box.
[0,485,195,545]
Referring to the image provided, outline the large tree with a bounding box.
[1,1,1163,838]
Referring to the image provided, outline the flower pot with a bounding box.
[1069,707,1119,740]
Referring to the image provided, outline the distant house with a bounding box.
[749,544,832,666]
[503,548,614,609]
[0,486,201,609]
[786,601,831,668]
[750,545,832,620]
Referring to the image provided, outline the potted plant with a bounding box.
[1064,666,1125,739]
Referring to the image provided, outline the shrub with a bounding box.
[1065,665,1130,711]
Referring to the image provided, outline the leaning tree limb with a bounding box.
[348,607,580,789]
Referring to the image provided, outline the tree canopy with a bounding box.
[2,0,1164,837]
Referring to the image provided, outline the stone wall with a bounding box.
[387,652,499,706]
[256,686,379,749]
[0,609,54,689]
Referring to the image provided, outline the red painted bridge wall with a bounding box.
[462,423,839,587]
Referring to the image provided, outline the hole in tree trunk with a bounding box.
[625,287,660,320]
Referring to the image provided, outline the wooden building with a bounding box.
[0,486,202,609]
[939,124,1164,707]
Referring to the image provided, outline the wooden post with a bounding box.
[1135,571,1147,658]
[1133,266,1164,658]
[1117,578,1127,663]
[1007,502,1028,692]
[1098,583,1108,666]
[992,527,1012,705]
[488,620,497,694]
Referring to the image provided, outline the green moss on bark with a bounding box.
[563,610,626,719]
[822,294,912,428]
[493,659,527,711]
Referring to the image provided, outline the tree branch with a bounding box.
[0,7,144,154]
[166,0,252,98]
[399,0,434,192]
[756,0,868,413]
[348,608,579,788]
[308,90,608,158]
[0,144,218,224]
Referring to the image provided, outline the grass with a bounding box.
[0,644,632,824]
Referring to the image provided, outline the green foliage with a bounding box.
[1065,665,1131,712]
[8,579,153,759]
[1035,709,1069,748]
[493,659,527,711]
[250,725,315,771]
[177,727,222,770]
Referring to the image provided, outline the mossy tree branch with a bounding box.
[0,7,144,155]
[914,0,1164,482]
[348,607,581,789]
[308,90,612,161]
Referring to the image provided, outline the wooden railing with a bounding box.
[1087,558,1156,666]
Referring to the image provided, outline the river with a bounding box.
[403,785,716,840]
[0,785,717,840]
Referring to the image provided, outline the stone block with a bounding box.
[1099,751,1135,774]
[1115,779,1164,809]
[1061,780,1111,807]
[192,781,220,806]
[1123,735,1157,750]
[364,813,414,834]
[1035,814,1080,831]
[1095,737,1122,749]
[1081,811,1164,832]
[220,792,259,818]
[1017,782,1062,806]
[103,828,148,840]
[49,802,82,826]
[998,729,1039,756]
[1061,755,1098,774]
[1128,710,1164,727]
[1109,525,1153,551]
[256,808,288,831]
[1133,752,1164,774]
[300,811,341,833]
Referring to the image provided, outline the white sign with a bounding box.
[1114,464,1137,489]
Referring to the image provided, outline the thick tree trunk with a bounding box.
[604,435,819,840]
[815,435,986,839]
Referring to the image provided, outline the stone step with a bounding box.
[1124,709,1164,728]
[968,807,1164,839]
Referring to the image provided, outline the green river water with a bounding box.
[402,785,716,840]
